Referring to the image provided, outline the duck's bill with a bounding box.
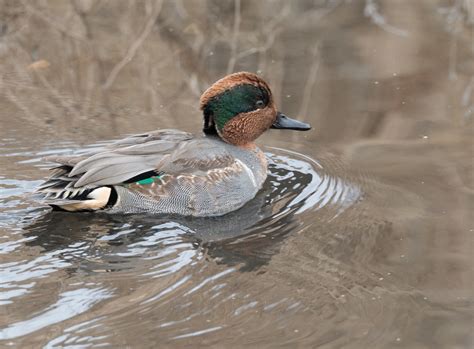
[271,112,311,131]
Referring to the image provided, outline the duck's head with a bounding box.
[200,72,311,146]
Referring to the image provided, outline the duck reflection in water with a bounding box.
[24,162,313,271]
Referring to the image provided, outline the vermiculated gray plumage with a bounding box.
[37,129,267,216]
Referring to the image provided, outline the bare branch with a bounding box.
[298,45,320,119]
[226,0,241,74]
[102,0,163,90]
[20,0,87,41]
[364,0,408,37]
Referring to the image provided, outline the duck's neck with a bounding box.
[237,142,257,150]
[204,132,257,150]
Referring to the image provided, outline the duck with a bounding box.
[37,72,311,216]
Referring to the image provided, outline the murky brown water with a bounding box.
[1,0,473,348]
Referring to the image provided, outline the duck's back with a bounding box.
[38,130,267,217]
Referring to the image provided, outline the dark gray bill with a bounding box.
[271,112,311,131]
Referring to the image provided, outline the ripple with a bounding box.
[0,287,113,340]
[0,143,365,346]
[267,148,361,216]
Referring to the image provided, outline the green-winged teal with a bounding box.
[37,72,311,216]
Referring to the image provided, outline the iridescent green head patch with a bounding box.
[203,84,270,132]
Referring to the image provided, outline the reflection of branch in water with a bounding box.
[464,0,474,25]
[37,72,81,118]
[247,20,283,73]
[226,0,241,74]
[449,31,459,80]
[1,45,62,124]
[1,77,36,121]
[364,0,408,37]
[298,45,320,120]
[438,0,473,80]
[11,39,82,119]
[20,0,87,41]
[229,3,290,75]
[461,76,473,120]
[103,0,163,90]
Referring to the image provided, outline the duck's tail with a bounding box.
[36,161,116,212]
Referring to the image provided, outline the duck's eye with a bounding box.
[255,100,265,108]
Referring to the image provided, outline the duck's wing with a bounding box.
[69,137,235,188]
[41,129,193,171]
[37,130,240,213]
[106,129,193,148]
[37,129,194,198]
[68,140,184,187]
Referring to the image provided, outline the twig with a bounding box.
[1,80,36,121]
[226,0,241,74]
[298,45,320,118]
[20,0,87,41]
[102,0,163,90]
[364,0,408,37]
[461,75,474,121]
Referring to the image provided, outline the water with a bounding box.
[0,1,472,348]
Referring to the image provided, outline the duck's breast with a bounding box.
[109,141,267,217]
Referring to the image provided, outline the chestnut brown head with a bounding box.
[200,72,310,146]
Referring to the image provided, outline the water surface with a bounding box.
[0,1,472,348]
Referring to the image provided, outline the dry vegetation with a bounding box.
[0,0,332,137]
[0,0,472,141]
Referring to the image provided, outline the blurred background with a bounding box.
[1,0,472,143]
[0,0,473,348]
